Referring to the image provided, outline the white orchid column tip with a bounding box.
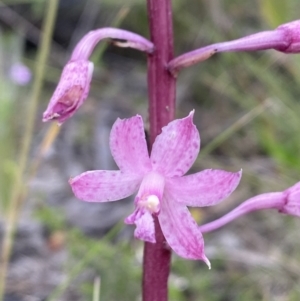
[140,195,160,214]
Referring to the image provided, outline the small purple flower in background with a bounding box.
[42,60,94,124]
[9,63,32,86]
[69,111,242,267]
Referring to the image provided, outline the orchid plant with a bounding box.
[43,0,300,299]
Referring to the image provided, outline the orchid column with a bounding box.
[144,0,176,300]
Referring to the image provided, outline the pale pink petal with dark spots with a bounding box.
[125,209,155,243]
[150,111,200,177]
[110,115,152,175]
[158,192,210,266]
[69,170,141,202]
[166,169,242,207]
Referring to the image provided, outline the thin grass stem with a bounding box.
[199,100,272,159]
[93,276,101,301]
[46,222,123,301]
[0,1,59,299]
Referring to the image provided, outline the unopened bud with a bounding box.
[43,60,94,124]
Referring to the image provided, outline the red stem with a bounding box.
[143,0,176,300]
[147,0,175,141]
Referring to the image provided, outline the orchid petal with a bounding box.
[158,192,210,266]
[110,115,151,175]
[151,111,200,177]
[125,209,155,243]
[69,170,141,202]
[166,169,242,207]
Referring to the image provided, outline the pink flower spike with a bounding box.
[43,60,94,124]
[69,112,241,267]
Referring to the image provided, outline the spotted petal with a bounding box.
[166,169,242,207]
[158,192,210,266]
[69,170,141,202]
[125,209,155,243]
[151,111,200,177]
[110,115,151,175]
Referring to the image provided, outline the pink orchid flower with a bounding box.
[69,111,242,267]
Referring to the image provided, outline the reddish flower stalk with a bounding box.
[199,181,300,233]
[144,0,176,300]
[71,27,154,61]
[169,19,300,76]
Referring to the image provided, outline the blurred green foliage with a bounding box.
[0,32,27,209]
[260,0,290,27]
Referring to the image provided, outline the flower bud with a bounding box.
[43,60,94,124]
[280,182,300,217]
[276,20,300,53]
